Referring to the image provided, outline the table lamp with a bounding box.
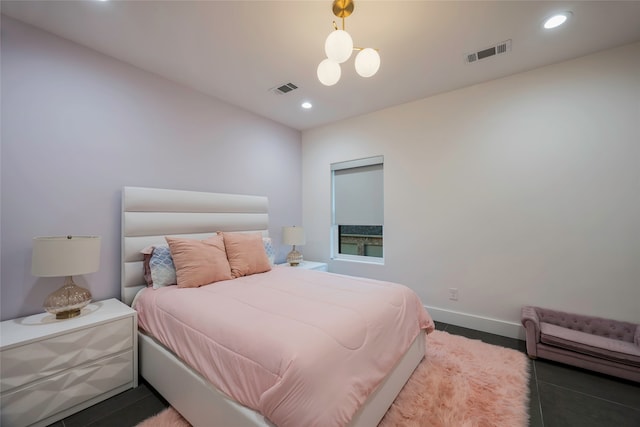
[283,226,305,266]
[31,235,101,319]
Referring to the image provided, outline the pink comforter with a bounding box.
[135,267,434,427]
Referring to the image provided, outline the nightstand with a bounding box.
[278,260,329,272]
[0,298,137,427]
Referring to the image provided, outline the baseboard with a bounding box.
[425,306,526,340]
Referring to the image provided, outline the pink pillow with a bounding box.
[220,232,272,278]
[165,235,232,288]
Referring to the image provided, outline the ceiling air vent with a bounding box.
[270,82,298,95]
[465,40,512,64]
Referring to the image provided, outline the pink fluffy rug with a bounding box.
[137,330,530,427]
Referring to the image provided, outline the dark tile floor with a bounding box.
[50,321,640,426]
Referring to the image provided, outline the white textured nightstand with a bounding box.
[0,298,137,427]
[278,260,328,272]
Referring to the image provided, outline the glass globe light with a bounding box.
[317,59,341,86]
[355,48,380,78]
[325,30,353,64]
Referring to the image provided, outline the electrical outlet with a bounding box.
[449,288,459,301]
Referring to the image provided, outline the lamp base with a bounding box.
[44,276,92,320]
[286,247,303,266]
[54,308,82,320]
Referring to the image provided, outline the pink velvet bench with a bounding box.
[521,306,640,382]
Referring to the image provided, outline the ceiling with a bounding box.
[2,1,640,131]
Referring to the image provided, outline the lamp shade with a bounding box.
[325,29,353,64]
[32,236,101,277]
[282,226,305,246]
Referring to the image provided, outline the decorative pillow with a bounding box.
[148,245,177,289]
[263,237,275,266]
[165,235,232,288]
[141,246,155,287]
[141,245,176,288]
[220,232,272,278]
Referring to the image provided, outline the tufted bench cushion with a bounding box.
[536,308,637,342]
[540,323,640,366]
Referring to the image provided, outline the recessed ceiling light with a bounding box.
[544,12,572,29]
[301,102,312,109]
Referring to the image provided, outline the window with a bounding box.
[331,156,383,263]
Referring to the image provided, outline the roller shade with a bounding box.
[333,158,383,226]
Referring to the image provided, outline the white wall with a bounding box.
[302,42,640,338]
[0,16,302,320]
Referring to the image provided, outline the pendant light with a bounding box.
[317,0,380,86]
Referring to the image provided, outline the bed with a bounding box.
[121,186,433,427]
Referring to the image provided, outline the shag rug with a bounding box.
[136,330,530,427]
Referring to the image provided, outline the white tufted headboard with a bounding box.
[121,186,269,305]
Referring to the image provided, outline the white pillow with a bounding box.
[263,237,276,266]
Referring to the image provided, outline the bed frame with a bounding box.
[121,186,425,426]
